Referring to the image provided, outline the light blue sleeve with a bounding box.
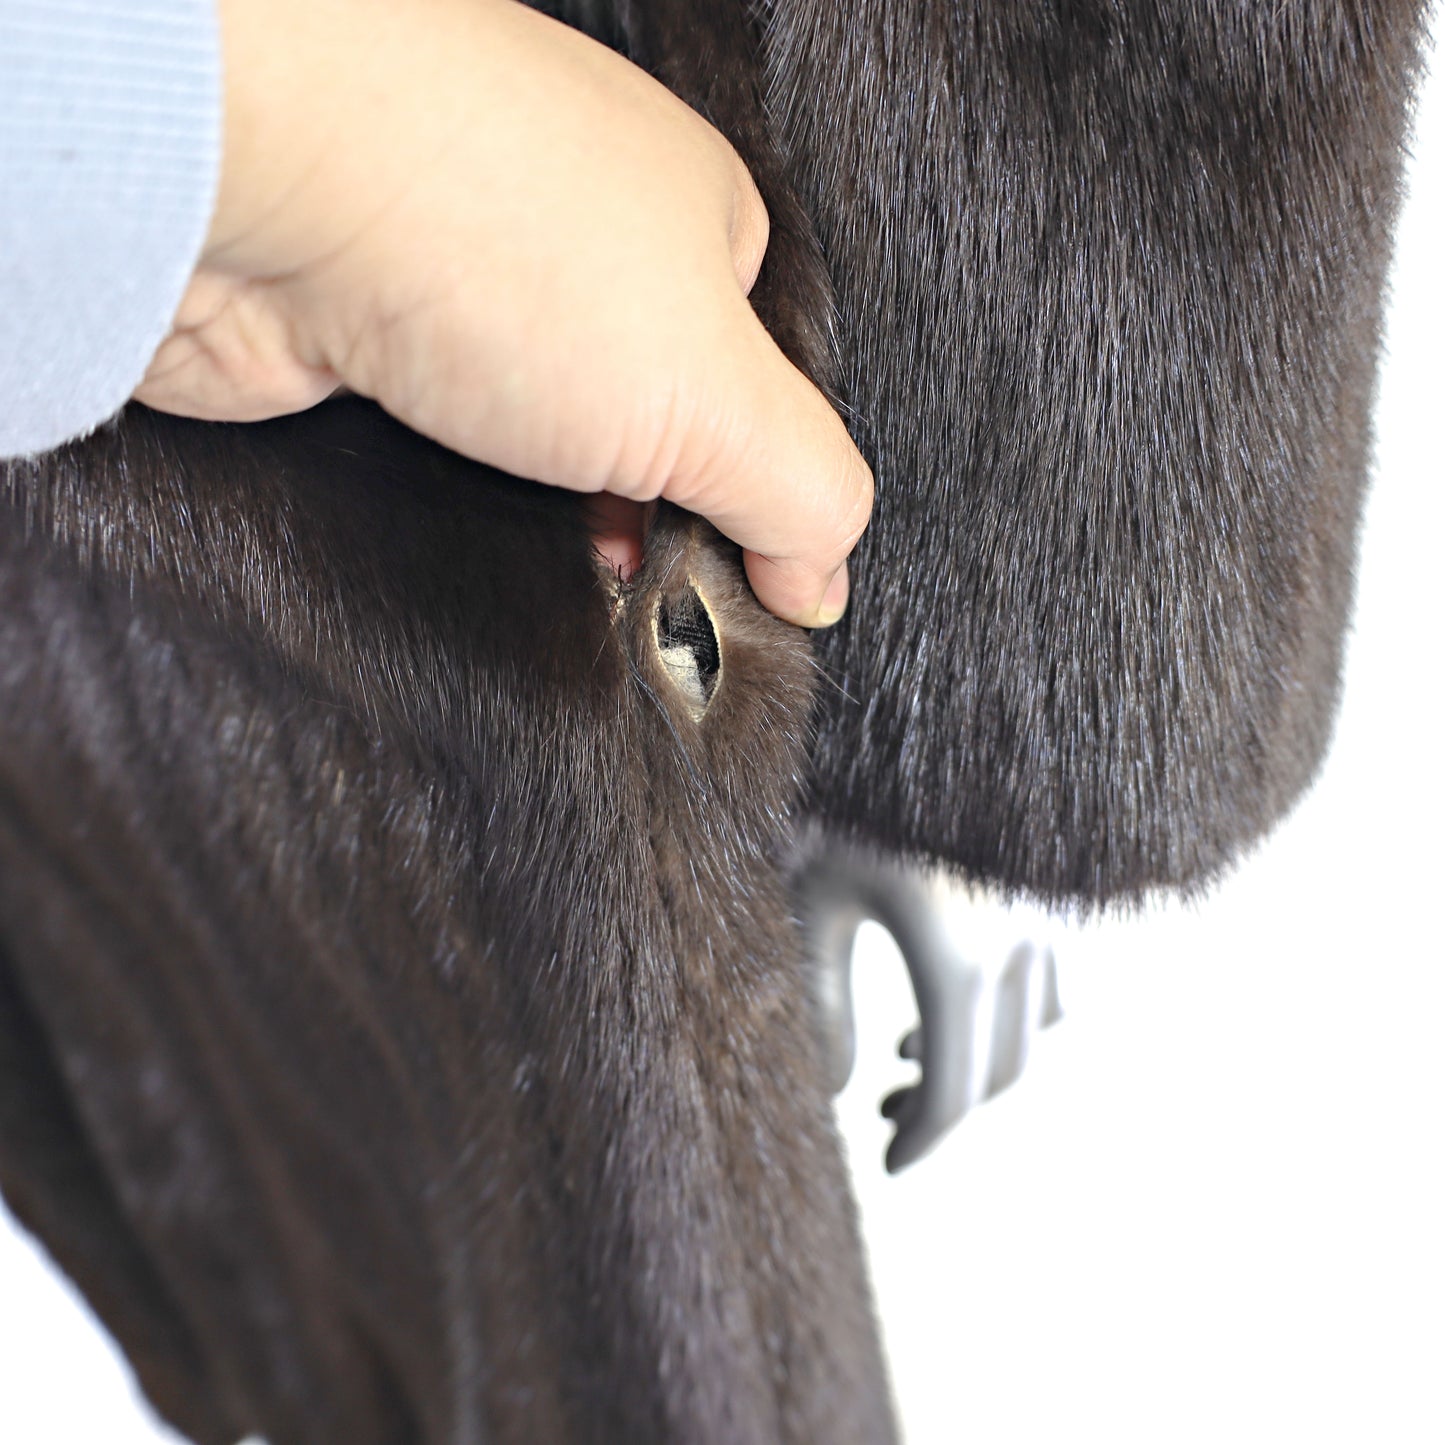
[1,0,221,458]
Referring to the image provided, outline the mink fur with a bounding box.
[786,0,1430,902]
[1,402,892,1443]
[590,0,1430,903]
[0,1,1432,1440]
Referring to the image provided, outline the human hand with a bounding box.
[134,0,871,627]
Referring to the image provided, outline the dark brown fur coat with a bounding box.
[0,2,1430,1441]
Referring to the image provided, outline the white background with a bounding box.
[2,30,1441,1445]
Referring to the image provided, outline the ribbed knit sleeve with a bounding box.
[1,1,221,458]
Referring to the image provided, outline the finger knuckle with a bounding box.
[730,164,770,284]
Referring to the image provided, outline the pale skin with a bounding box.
[135,0,873,627]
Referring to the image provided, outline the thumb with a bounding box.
[675,309,873,629]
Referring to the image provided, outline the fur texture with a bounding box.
[778,0,1430,900]
[0,1,1431,1440]
[1,403,892,1443]
[593,0,1428,903]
